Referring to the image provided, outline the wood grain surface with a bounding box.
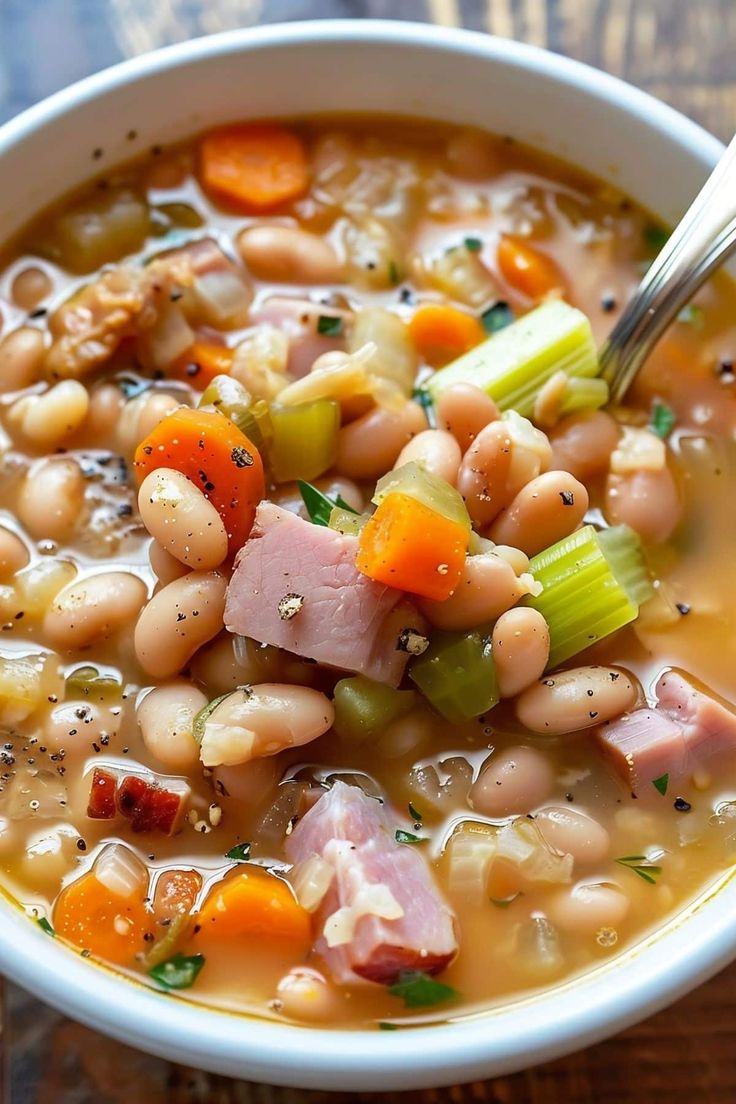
[1,2,736,1101]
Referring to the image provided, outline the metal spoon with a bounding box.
[600,131,736,404]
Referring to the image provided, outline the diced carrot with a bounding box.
[194,867,311,947]
[134,407,265,555]
[87,767,117,819]
[171,342,235,389]
[408,303,486,366]
[153,869,202,922]
[200,124,309,212]
[54,870,152,966]
[356,492,468,601]
[497,235,565,299]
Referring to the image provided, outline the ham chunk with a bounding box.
[224,502,423,686]
[286,782,458,985]
[596,670,736,792]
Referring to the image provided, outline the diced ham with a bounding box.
[86,767,189,834]
[87,768,118,819]
[224,502,423,686]
[596,669,736,792]
[251,296,349,378]
[285,781,458,986]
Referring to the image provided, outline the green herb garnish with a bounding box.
[480,301,514,334]
[464,236,483,253]
[388,259,400,286]
[149,952,205,991]
[395,830,427,846]
[644,224,669,252]
[388,970,458,1009]
[652,773,669,796]
[378,1021,399,1031]
[677,304,704,328]
[225,842,252,862]
[615,855,663,885]
[650,401,676,440]
[411,387,434,412]
[36,917,55,937]
[192,690,235,743]
[297,480,359,527]
[317,314,344,337]
[408,802,423,824]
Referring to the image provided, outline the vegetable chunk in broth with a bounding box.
[0,115,735,1030]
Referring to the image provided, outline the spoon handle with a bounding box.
[600,131,736,404]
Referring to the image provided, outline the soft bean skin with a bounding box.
[535,807,610,865]
[138,467,228,570]
[9,380,89,447]
[237,226,343,284]
[488,470,589,556]
[470,746,554,817]
[0,327,45,393]
[436,383,500,452]
[213,756,280,804]
[335,400,427,480]
[550,410,620,481]
[457,416,552,528]
[492,607,550,698]
[116,391,182,456]
[394,429,462,485]
[43,700,119,755]
[17,458,85,542]
[134,571,227,679]
[137,681,207,771]
[276,967,339,1023]
[605,467,682,544]
[44,571,148,651]
[418,552,531,631]
[148,539,189,587]
[545,881,630,935]
[11,267,53,312]
[198,684,335,767]
[515,665,639,735]
[0,526,29,578]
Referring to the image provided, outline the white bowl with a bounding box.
[0,19,730,1092]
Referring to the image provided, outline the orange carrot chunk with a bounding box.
[171,342,235,389]
[134,407,264,556]
[200,124,309,212]
[408,303,486,367]
[356,492,468,601]
[194,867,311,947]
[54,870,151,966]
[497,235,565,299]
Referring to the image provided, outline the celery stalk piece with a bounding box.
[373,461,471,533]
[559,376,610,417]
[328,506,369,536]
[333,676,416,743]
[409,629,499,724]
[270,400,340,483]
[199,375,273,457]
[426,300,599,418]
[525,524,653,669]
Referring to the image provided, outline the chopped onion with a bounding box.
[193,270,250,327]
[94,843,148,900]
[496,820,573,884]
[447,825,497,904]
[516,916,565,975]
[290,854,334,912]
[144,305,194,370]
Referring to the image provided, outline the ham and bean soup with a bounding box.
[0,116,735,1027]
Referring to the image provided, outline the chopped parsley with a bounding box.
[615,855,662,885]
[411,387,434,413]
[480,301,514,334]
[225,841,252,862]
[317,314,343,337]
[652,773,669,796]
[464,236,483,253]
[149,952,205,990]
[408,802,423,824]
[650,401,676,440]
[643,223,669,252]
[36,917,55,937]
[297,480,359,527]
[395,829,427,845]
[388,970,458,1008]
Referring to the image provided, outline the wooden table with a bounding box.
[2,2,736,1100]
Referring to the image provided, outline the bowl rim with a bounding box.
[0,18,732,1091]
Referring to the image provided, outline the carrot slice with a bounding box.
[171,342,235,389]
[134,407,264,555]
[497,235,565,299]
[54,870,151,966]
[408,304,486,366]
[356,492,468,601]
[194,867,311,946]
[200,124,309,212]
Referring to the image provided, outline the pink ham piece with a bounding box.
[596,669,736,792]
[224,501,423,686]
[286,781,458,985]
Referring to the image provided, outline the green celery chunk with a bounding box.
[328,506,369,536]
[525,524,654,668]
[199,375,273,457]
[409,629,498,724]
[270,400,340,483]
[559,376,610,417]
[333,676,416,743]
[373,461,471,533]
[426,300,599,418]
[65,665,121,702]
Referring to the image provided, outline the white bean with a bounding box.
[43,700,119,754]
[470,746,554,817]
[116,391,181,455]
[436,383,500,452]
[86,383,126,441]
[0,327,45,393]
[535,807,610,865]
[137,681,207,772]
[492,607,550,698]
[198,684,334,767]
[458,414,552,528]
[0,526,29,578]
[9,380,89,447]
[335,400,427,480]
[395,429,462,485]
[138,468,228,570]
[149,539,189,587]
[20,823,81,893]
[376,709,434,760]
[237,226,343,284]
[214,756,280,804]
[276,967,340,1022]
[515,665,639,735]
[605,467,681,544]
[418,552,532,632]
[17,458,85,542]
[550,410,620,481]
[134,571,227,679]
[11,267,53,312]
[44,571,148,650]
[545,881,630,935]
[488,470,589,556]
